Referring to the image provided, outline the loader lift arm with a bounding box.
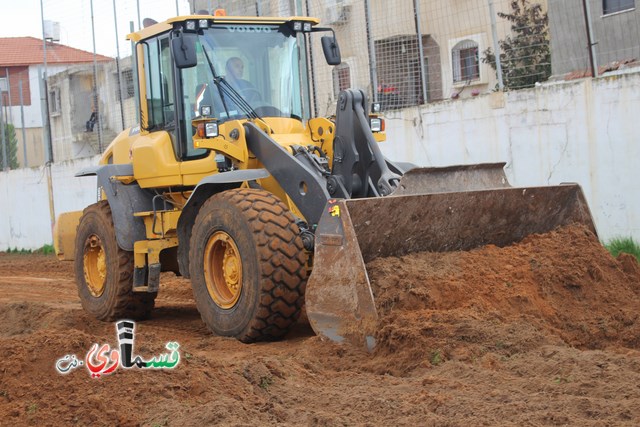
[244,89,401,228]
[329,90,400,198]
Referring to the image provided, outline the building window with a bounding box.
[452,40,480,83]
[115,69,135,101]
[603,0,635,14]
[49,87,61,115]
[374,35,441,109]
[332,63,351,97]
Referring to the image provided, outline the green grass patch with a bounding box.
[37,244,55,255]
[258,375,273,390]
[430,350,443,366]
[5,247,32,254]
[605,237,640,262]
[2,244,55,255]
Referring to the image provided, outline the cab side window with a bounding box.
[142,36,175,131]
[179,40,207,159]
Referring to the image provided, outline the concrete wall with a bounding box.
[1,70,639,250]
[0,156,99,250]
[379,69,640,242]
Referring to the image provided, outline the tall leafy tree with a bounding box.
[0,123,19,170]
[483,0,551,90]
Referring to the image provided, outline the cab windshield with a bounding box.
[181,24,306,124]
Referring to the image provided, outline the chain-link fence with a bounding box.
[2,0,638,170]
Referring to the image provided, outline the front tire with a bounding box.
[74,201,155,320]
[189,189,307,342]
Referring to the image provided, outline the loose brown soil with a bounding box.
[1,225,639,426]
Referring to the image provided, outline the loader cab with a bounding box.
[134,16,332,163]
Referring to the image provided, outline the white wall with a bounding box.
[0,156,99,250]
[1,71,639,250]
[379,70,640,242]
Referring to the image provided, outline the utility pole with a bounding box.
[413,0,428,103]
[40,0,56,241]
[19,79,27,167]
[5,68,13,123]
[581,0,598,77]
[0,85,6,171]
[136,0,141,30]
[90,0,103,152]
[488,0,505,90]
[364,0,378,103]
[113,0,126,130]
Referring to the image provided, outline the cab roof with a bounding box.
[127,15,321,42]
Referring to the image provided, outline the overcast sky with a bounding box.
[0,0,191,58]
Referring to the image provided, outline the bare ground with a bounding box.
[1,225,639,426]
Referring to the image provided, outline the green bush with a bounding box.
[38,244,55,255]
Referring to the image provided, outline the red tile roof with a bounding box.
[0,36,112,66]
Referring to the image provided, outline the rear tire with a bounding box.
[74,201,155,321]
[189,188,307,342]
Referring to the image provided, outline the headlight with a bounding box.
[371,102,381,113]
[198,19,209,29]
[205,122,219,138]
[185,20,197,31]
[292,22,303,32]
[200,105,211,117]
[369,117,384,132]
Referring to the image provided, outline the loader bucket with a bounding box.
[305,163,596,350]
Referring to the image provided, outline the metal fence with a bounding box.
[2,0,639,170]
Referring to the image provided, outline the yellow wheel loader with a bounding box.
[54,14,596,350]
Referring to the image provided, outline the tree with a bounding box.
[0,122,19,170]
[483,0,551,90]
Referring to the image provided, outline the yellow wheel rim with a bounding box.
[83,234,106,297]
[204,231,243,309]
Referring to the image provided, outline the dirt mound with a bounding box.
[2,230,640,425]
[366,225,640,375]
[0,302,58,337]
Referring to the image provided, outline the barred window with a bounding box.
[374,35,441,109]
[452,40,480,83]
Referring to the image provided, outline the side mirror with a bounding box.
[172,33,198,69]
[321,35,341,66]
